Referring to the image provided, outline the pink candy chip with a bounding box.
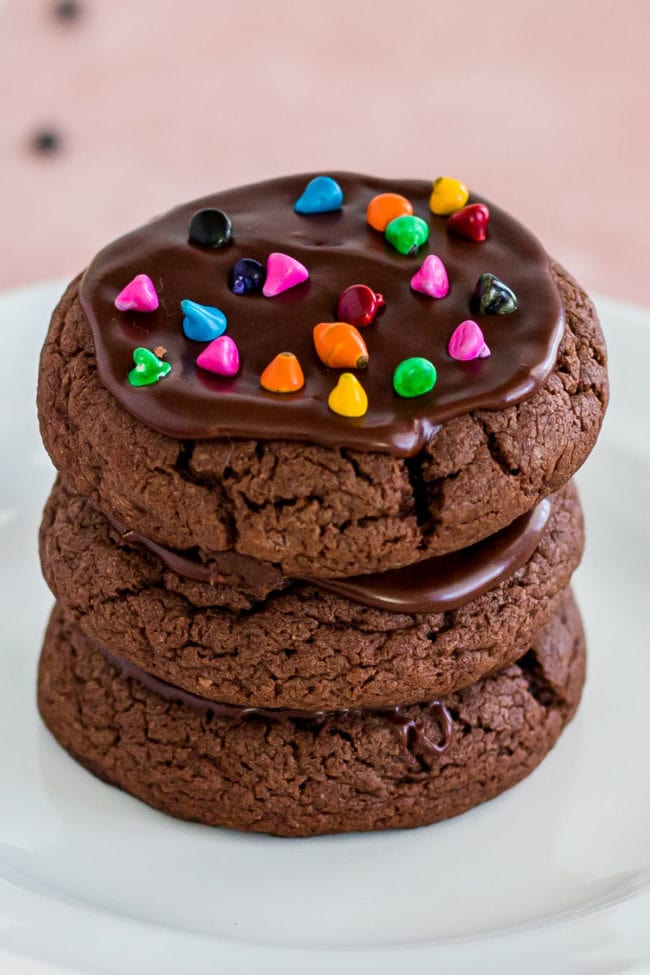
[410,255,449,298]
[262,252,309,297]
[196,335,240,377]
[448,320,491,361]
[114,274,159,312]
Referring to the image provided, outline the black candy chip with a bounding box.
[471,272,518,315]
[188,208,233,248]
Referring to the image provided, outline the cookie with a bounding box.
[40,480,583,709]
[37,174,608,578]
[37,593,586,837]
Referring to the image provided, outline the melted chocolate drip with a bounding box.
[110,498,551,613]
[102,646,453,762]
[384,705,453,768]
[79,173,564,457]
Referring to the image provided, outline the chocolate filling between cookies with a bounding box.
[105,497,552,613]
[99,642,454,768]
[88,496,554,768]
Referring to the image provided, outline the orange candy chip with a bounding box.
[313,322,369,369]
[260,352,305,393]
[366,192,413,232]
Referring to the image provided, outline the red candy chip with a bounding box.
[447,204,490,242]
[336,284,385,328]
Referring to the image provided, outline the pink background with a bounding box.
[2,0,649,303]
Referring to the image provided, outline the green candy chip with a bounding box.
[385,215,429,256]
[128,347,171,387]
[393,357,437,398]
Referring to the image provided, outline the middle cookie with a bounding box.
[40,481,584,711]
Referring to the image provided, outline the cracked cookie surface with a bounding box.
[41,481,584,709]
[37,593,585,837]
[37,264,607,578]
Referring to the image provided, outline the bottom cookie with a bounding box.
[38,593,585,837]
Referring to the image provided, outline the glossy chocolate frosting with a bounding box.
[103,645,453,764]
[112,498,551,613]
[79,173,564,457]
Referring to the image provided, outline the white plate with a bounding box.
[0,281,648,975]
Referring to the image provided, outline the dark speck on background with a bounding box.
[31,129,63,155]
[52,1,82,21]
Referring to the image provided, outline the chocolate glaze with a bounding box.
[79,173,564,457]
[112,498,551,613]
[102,644,453,764]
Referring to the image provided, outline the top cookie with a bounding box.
[38,173,608,577]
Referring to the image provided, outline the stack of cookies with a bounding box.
[36,174,608,836]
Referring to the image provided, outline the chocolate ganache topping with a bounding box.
[79,173,564,457]
[111,497,551,613]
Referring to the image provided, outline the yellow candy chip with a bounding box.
[328,373,368,418]
[429,176,469,216]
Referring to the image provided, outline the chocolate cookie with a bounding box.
[37,174,608,579]
[37,594,586,837]
[40,480,583,709]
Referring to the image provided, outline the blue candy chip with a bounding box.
[294,175,343,215]
[181,300,227,342]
